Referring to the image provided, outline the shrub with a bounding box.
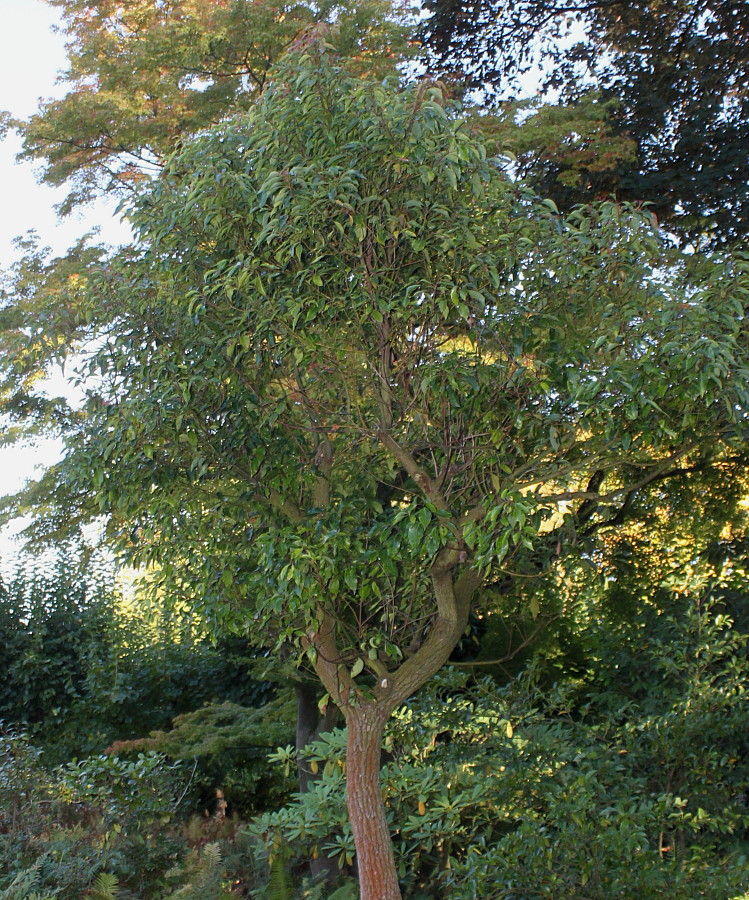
[0,726,191,898]
[248,594,749,899]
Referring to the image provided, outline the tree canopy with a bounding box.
[421,0,749,246]
[9,44,745,897]
[8,0,414,213]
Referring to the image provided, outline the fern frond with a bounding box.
[88,872,119,900]
[267,854,292,900]
[163,843,227,899]
[0,866,42,900]
[202,842,223,872]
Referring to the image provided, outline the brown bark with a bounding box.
[307,557,484,900]
[346,707,402,900]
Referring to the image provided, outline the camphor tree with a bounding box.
[21,44,749,899]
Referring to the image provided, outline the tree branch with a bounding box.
[377,429,452,515]
[379,562,483,712]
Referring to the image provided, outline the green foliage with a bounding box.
[163,843,233,899]
[0,232,106,458]
[4,39,749,898]
[267,854,293,900]
[10,0,415,214]
[57,750,183,821]
[0,726,192,899]
[0,557,272,761]
[127,697,296,761]
[442,597,749,899]
[421,0,749,246]
[88,872,121,900]
[0,557,117,735]
[0,726,51,836]
[31,45,749,696]
[471,92,638,218]
[113,695,297,816]
[0,866,55,900]
[251,590,749,898]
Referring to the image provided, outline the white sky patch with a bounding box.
[0,0,129,566]
[0,0,129,263]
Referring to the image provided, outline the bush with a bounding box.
[0,559,271,763]
[0,725,191,898]
[108,693,298,818]
[248,593,749,899]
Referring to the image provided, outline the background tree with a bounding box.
[459,443,749,680]
[421,0,749,247]
[0,557,274,765]
[26,45,748,898]
[8,0,415,214]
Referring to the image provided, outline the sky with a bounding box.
[0,0,128,567]
[0,1,128,259]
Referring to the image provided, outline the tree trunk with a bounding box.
[346,707,402,900]
[295,682,340,883]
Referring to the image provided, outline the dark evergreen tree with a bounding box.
[421,0,749,246]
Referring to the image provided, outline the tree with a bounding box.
[420,0,749,247]
[250,588,749,898]
[0,556,273,765]
[3,8,414,840]
[8,0,414,213]
[24,43,748,897]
